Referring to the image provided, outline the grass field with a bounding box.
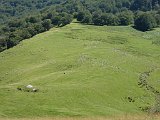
[0,114,160,120]
[0,22,160,119]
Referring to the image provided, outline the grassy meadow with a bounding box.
[0,22,160,119]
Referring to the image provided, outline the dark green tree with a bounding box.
[134,13,157,31]
[92,11,103,25]
[20,29,32,39]
[33,23,45,33]
[131,0,152,11]
[0,36,7,52]
[105,13,120,26]
[27,26,37,36]
[42,19,52,30]
[77,11,85,21]
[51,16,61,25]
[59,15,73,26]
[26,16,40,23]
[117,11,134,25]
[155,14,160,25]
[8,20,24,28]
[82,11,92,24]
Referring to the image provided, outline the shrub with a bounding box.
[134,13,157,31]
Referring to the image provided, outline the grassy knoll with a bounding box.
[0,22,160,119]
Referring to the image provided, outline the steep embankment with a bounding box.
[0,23,160,118]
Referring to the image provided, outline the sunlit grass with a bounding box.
[0,23,160,118]
[1,114,160,120]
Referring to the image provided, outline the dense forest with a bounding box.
[0,0,66,24]
[0,0,160,52]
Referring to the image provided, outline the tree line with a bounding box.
[0,0,66,24]
[77,9,160,30]
[0,0,160,52]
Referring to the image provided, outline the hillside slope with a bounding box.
[0,23,160,118]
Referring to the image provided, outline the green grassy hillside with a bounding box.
[0,22,160,118]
